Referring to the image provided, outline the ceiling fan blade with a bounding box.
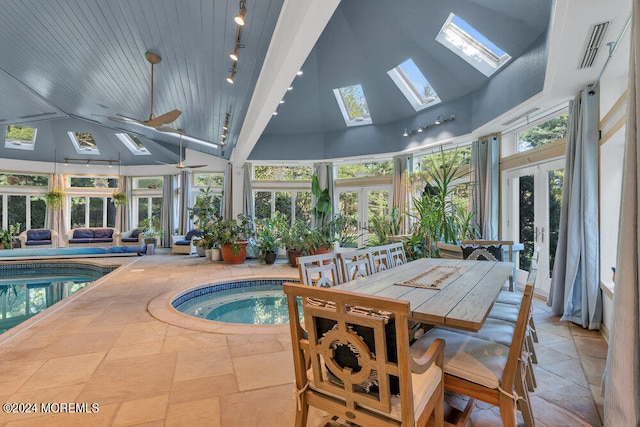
[184,164,208,169]
[144,109,182,127]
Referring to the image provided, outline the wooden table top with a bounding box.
[333,257,513,332]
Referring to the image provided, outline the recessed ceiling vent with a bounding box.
[18,112,57,119]
[579,21,610,69]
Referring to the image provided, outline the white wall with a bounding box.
[597,18,630,340]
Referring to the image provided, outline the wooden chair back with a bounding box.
[385,242,407,267]
[338,248,373,281]
[434,242,463,259]
[283,282,444,427]
[461,240,514,263]
[369,246,392,272]
[297,252,344,287]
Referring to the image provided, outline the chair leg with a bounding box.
[295,401,309,427]
[523,340,537,391]
[433,382,444,427]
[498,394,518,427]
[529,316,538,343]
[515,366,535,427]
[527,331,538,364]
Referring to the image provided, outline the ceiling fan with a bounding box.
[158,131,208,169]
[94,51,181,128]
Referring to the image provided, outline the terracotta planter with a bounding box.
[313,245,332,264]
[287,249,302,267]
[221,242,248,264]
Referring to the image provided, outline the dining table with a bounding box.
[332,257,514,332]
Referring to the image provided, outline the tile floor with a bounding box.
[0,253,606,426]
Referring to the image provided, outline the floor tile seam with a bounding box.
[534,393,602,426]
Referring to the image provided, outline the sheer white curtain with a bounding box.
[178,170,190,234]
[604,2,640,424]
[392,154,411,234]
[161,175,175,247]
[471,137,499,239]
[548,87,601,329]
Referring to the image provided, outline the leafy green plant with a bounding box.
[311,174,332,227]
[257,212,287,257]
[111,190,127,206]
[409,147,479,257]
[44,189,66,210]
[0,229,13,249]
[216,214,255,247]
[367,206,403,246]
[281,220,312,254]
[138,217,165,240]
[189,187,221,249]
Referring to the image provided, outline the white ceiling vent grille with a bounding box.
[579,22,610,69]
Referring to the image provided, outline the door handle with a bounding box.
[541,227,545,243]
[534,226,539,242]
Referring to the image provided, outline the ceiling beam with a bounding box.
[230,0,340,165]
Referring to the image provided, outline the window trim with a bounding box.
[5,126,37,151]
[387,59,440,111]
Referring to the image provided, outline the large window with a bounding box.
[252,165,312,225]
[0,172,48,232]
[517,113,569,152]
[70,196,116,229]
[132,176,164,227]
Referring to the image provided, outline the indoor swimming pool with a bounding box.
[173,279,301,325]
[0,262,116,333]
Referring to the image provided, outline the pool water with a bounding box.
[174,280,303,325]
[0,265,114,334]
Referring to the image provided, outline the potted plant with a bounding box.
[281,220,312,267]
[44,189,66,210]
[111,190,127,207]
[217,214,255,264]
[138,217,165,246]
[257,212,287,264]
[189,186,220,259]
[409,147,479,258]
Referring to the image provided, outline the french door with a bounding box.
[335,186,390,247]
[503,159,564,295]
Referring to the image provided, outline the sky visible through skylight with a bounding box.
[398,59,438,104]
[451,15,506,57]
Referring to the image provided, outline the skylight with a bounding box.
[436,13,511,77]
[388,58,440,110]
[333,84,372,126]
[116,133,150,155]
[68,131,100,155]
[5,125,37,150]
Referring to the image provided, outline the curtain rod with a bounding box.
[591,15,632,91]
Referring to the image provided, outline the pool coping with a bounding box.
[147,274,299,335]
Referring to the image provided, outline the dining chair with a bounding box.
[434,242,463,259]
[297,252,344,287]
[370,245,393,272]
[409,271,537,427]
[338,248,373,281]
[461,239,515,290]
[386,242,407,267]
[283,282,445,427]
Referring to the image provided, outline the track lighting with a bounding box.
[63,158,122,166]
[227,69,236,84]
[234,1,246,26]
[402,114,456,136]
[229,47,239,61]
